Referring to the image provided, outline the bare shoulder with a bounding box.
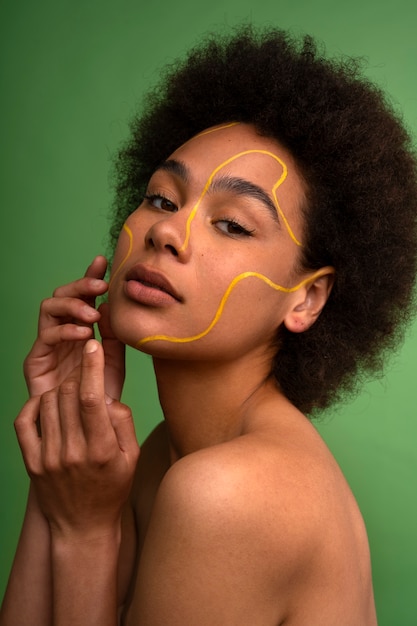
[124,410,377,625]
[158,412,353,541]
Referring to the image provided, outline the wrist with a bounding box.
[50,521,122,552]
[50,527,120,626]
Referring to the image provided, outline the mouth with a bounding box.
[125,265,182,303]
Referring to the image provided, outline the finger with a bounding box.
[57,368,86,453]
[14,397,42,475]
[24,325,93,375]
[106,400,140,461]
[52,276,108,302]
[52,259,108,321]
[38,296,100,333]
[38,323,94,349]
[84,255,108,279]
[79,340,111,446]
[39,389,62,469]
[82,256,108,313]
[98,303,125,401]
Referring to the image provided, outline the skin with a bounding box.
[1,124,377,626]
[108,123,331,360]
[109,125,324,348]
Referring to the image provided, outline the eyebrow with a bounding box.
[154,159,280,224]
[155,159,190,183]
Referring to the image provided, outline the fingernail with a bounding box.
[105,393,114,405]
[83,305,97,318]
[75,325,90,334]
[91,279,105,288]
[85,340,98,353]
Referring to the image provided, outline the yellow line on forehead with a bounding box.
[193,122,241,138]
[137,268,325,346]
[179,148,301,252]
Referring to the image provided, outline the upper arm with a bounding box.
[127,450,309,626]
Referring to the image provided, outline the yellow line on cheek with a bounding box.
[136,269,325,346]
[109,223,133,287]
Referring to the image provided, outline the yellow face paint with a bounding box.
[193,121,240,136]
[178,148,301,254]
[136,268,327,347]
[111,123,312,348]
[177,122,302,250]
[109,223,133,288]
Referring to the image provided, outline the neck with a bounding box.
[152,349,276,462]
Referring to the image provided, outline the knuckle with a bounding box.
[40,389,57,409]
[131,442,141,463]
[89,450,110,467]
[14,398,38,435]
[43,454,61,474]
[61,448,83,469]
[25,459,43,479]
[59,379,79,397]
[58,378,79,399]
[108,401,134,427]
[117,403,133,420]
[52,285,63,297]
[87,434,115,466]
[14,414,26,436]
[40,296,52,310]
[79,390,100,408]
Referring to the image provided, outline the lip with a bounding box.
[124,264,182,305]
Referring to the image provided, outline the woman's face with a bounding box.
[108,122,308,361]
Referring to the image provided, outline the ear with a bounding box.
[283,267,335,334]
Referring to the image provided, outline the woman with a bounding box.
[2,27,416,625]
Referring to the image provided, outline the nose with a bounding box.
[144,210,192,262]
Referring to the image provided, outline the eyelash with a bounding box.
[143,192,178,212]
[213,217,255,237]
[143,193,255,237]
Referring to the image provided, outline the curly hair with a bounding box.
[109,26,417,415]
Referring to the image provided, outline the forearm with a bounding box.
[50,527,121,626]
[0,484,52,626]
[9,340,138,626]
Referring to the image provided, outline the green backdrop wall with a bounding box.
[1,1,416,624]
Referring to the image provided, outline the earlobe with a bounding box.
[283,268,335,334]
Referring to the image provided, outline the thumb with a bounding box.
[106,399,140,460]
[98,302,125,401]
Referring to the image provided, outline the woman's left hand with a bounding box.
[14,339,140,539]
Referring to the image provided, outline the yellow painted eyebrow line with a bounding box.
[179,149,302,252]
[137,268,326,346]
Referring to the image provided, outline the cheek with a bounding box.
[203,270,291,337]
[109,221,136,286]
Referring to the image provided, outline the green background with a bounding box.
[1,1,416,623]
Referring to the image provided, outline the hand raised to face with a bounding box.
[24,256,125,402]
[15,340,139,538]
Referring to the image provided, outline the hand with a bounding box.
[24,256,124,400]
[15,340,140,538]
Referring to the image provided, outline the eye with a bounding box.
[215,218,255,237]
[143,193,178,213]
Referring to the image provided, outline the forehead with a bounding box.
[170,122,303,193]
[171,123,288,170]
